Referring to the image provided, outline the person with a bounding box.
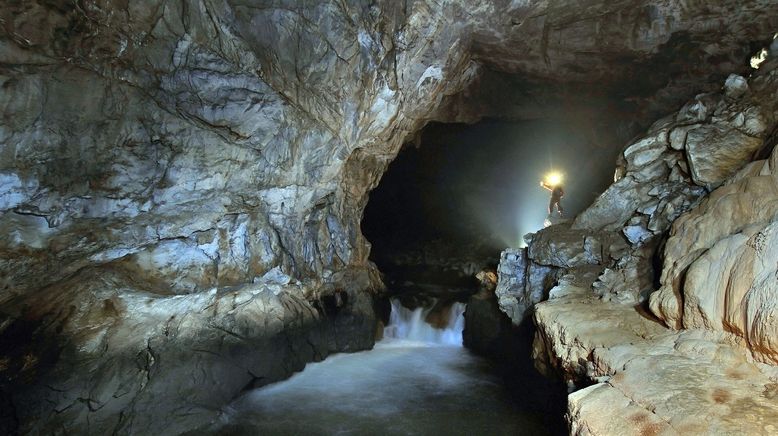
[540,180,564,216]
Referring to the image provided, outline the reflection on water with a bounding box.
[211,299,560,436]
[214,340,553,435]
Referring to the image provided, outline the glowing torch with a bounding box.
[543,171,564,187]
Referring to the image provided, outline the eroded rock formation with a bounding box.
[534,284,778,435]
[650,73,778,361]
[2,0,778,433]
[518,56,778,433]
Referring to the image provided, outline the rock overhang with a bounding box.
[2,0,778,433]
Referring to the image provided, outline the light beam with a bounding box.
[544,171,564,187]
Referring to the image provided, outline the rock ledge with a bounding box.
[534,285,778,435]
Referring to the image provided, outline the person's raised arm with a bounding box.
[540,181,552,191]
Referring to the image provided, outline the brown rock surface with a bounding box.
[535,286,778,435]
[524,57,778,435]
[650,141,778,363]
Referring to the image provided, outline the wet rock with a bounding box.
[3,269,377,435]
[464,277,514,356]
[494,249,530,324]
[493,248,558,325]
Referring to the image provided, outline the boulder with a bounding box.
[592,244,657,305]
[464,286,515,357]
[494,248,531,324]
[724,74,749,99]
[527,225,623,268]
[623,130,668,169]
[575,70,775,234]
[685,125,765,187]
[494,248,559,325]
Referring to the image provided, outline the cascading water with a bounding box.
[383,299,466,345]
[210,298,564,434]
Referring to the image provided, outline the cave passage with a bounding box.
[213,300,565,435]
[362,119,619,301]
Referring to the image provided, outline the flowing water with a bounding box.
[212,299,561,435]
[383,299,466,344]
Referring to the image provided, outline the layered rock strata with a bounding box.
[534,285,778,435]
[522,57,778,433]
[3,0,778,433]
[8,274,376,434]
[651,121,778,362]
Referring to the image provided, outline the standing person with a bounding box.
[540,179,564,217]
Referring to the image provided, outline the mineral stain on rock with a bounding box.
[711,388,731,404]
[2,0,778,434]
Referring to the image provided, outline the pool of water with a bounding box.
[209,300,564,435]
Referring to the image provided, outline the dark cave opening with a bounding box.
[362,118,620,303]
[361,117,626,435]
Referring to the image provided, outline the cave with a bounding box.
[2,1,778,435]
[363,119,621,299]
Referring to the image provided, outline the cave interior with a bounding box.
[2,1,778,434]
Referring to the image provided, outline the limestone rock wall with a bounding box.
[650,65,778,363]
[3,1,776,305]
[2,0,778,433]
[533,284,778,435]
[494,225,628,325]
[488,60,778,325]
[494,248,548,324]
[524,59,778,434]
[565,64,778,306]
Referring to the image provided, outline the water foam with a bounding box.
[383,299,465,345]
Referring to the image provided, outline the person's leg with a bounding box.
[557,201,564,216]
[548,198,554,215]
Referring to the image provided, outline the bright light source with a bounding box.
[544,171,564,187]
[751,48,768,69]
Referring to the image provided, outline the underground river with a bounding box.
[207,300,566,435]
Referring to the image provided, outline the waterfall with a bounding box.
[383,299,466,345]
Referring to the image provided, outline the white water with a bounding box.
[383,299,466,345]
[210,299,556,435]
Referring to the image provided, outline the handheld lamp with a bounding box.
[544,171,564,187]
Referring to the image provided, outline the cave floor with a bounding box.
[206,339,563,436]
[535,285,778,434]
